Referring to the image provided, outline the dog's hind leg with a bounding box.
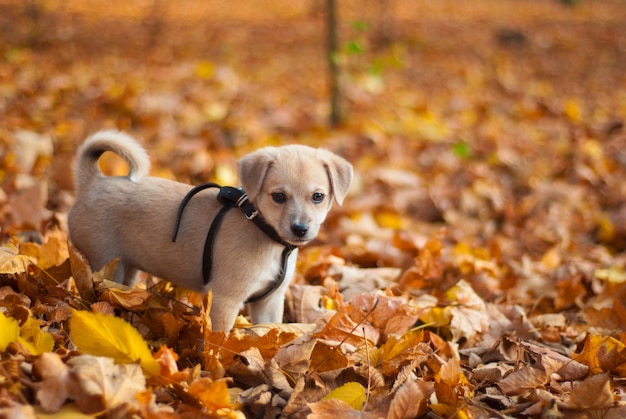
[113,260,140,287]
[209,295,243,332]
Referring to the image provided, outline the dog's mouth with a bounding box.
[285,237,313,246]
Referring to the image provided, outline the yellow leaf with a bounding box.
[0,312,20,351]
[322,382,366,410]
[69,310,160,377]
[195,61,215,79]
[380,329,425,362]
[595,267,626,284]
[575,334,626,375]
[564,98,582,123]
[20,228,69,269]
[19,316,54,355]
[431,403,468,419]
[420,306,450,328]
[376,211,406,230]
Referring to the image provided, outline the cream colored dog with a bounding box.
[68,130,353,331]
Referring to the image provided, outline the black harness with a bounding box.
[171,183,297,303]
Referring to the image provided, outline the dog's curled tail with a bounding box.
[74,130,151,194]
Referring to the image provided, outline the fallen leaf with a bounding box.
[66,355,146,415]
[445,279,490,344]
[33,352,70,412]
[388,373,433,419]
[307,398,366,418]
[0,249,35,274]
[99,287,154,311]
[19,228,69,270]
[188,378,234,412]
[69,310,160,377]
[566,373,614,410]
[499,366,548,396]
[19,315,55,355]
[322,382,366,410]
[0,311,20,350]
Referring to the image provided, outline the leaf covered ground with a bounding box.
[1,0,626,417]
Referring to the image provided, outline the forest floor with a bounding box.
[1,0,626,417]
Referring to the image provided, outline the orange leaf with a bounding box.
[188,378,232,412]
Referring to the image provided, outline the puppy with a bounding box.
[68,130,353,331]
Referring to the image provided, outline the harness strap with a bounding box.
[172,182,221,242]
[172,183,297,303]
[245,245,296,303]
[201,204,233,287]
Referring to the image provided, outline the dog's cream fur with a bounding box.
[68,131,353,331]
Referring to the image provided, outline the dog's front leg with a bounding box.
[247,287,288,325]
[247,266,296,325]
[209,294,244,332]
[247,249,297,324]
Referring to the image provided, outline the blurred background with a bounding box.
[0,0,625,266]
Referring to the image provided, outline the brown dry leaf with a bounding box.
[272,335,318,376]
[265,358,293,399]
[314,312,378,348]
[227,346,266,387]
[307,398,368,418]
[309,340,350,373]
[327,264,401,301]
[397,257,444,293]
[444,279,490,344]
[89,301,115,315]
[68,242,94,302]
[7,181,52,230]
[289,284,334,324]
[33,352,70,412]
[204,327,299,371]
[520,341,588,381]
[498,366,548,396]
[66,355,146,415]
[99,287,154,311]
[388,373,434,419]
[347,291,421,337]
[566,373,615,410]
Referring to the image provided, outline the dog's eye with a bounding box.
[312,192,325,203]
[272,192,286,204]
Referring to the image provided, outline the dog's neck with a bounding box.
[215,186,295,249]
[172,183,297,301]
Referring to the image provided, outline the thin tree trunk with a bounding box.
[326,0,341,127]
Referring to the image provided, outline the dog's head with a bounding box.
[238,145,353,245]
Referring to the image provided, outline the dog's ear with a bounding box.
[319,150,353,206]
[238,147,277,201]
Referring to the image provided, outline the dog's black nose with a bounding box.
[291,223,309,238]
